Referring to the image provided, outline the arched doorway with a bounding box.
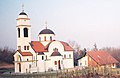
[58,60,61,70]
[18,63,21,72]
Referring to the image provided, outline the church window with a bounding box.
[54,61,57,65]
[42,56,44,60]
[50,36,52,41]
[64,54,66,58]
[24,28,28,37]
[80,63,82,66]
[27,46,29,50]
[29,64,31,68]
[18,28,20,38]
[39,37,41,41]
[18,46,21,50]
[24,46,26,50]
[46,55,47,60]
[85,61,87,65]
[33,56,35,60]
[44,36,46,41]
[69,54,71,58]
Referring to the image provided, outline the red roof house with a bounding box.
[78,50,119,68]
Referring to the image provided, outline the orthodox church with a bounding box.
[14,9,74,73]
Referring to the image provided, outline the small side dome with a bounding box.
[19,12,27,16]
[39,29,55,35]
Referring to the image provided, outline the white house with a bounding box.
[14,10,74,73]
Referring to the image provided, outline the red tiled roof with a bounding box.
[30,41,73,53]
[88,50,118,65]
[60,41,73,51]
[31,41,47,52]
[17,50,32,56]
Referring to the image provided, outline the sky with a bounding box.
[0,0,120,50]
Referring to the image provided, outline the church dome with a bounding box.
[17,11,29,19]
[39,29,55,35]
[19,11,27,15]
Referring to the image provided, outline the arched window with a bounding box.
[39,37,41,41]
[50,36,52,41]
[24,46,26,50]
[69,54,71,58]
[18,28,20,38]
[27,58,29,61]
[44,36,46,41]
[64,54,66,58]
[46,55,47,60]
[27,46,29,50]
[24,28,28,37]
[54,61,57,65]
[18,46,21,50]
[42,56,44,60]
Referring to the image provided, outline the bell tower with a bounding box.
[16,6,31,52]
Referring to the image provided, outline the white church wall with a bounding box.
[45,60,52,71]
[62,51,74,69]
[48,41,64,54]
[63,58,74,69]
[50,56,63,71]
[17,19,30,26]
[20,62,32,73]
[22,56,32,62]
[37,55,45,72]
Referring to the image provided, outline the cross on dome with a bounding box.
[22,4,24,12]
[45,21,48,29]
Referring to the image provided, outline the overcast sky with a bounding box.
[0,0,120,50]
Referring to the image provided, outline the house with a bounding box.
[78,50,119,68]
[14,9,74,73]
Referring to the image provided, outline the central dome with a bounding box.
[39,29,55,35]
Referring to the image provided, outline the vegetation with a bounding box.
[1,67,120,78]
[0,47,15,64]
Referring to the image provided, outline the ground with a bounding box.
[0,62,14,74]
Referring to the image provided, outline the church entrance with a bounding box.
[58,60,61,70]
[18,63,21,72]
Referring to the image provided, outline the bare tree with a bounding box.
[68,40,81,52]
[101,47,120,67]
[0,47,15,64]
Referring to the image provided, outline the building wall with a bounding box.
[46,56,63,71]
[63,51,74,69]
[88,55,98,67]
[37,55,45,72]
[38,34,55,46]
[78,55,88,67]
[16,26,31,52]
